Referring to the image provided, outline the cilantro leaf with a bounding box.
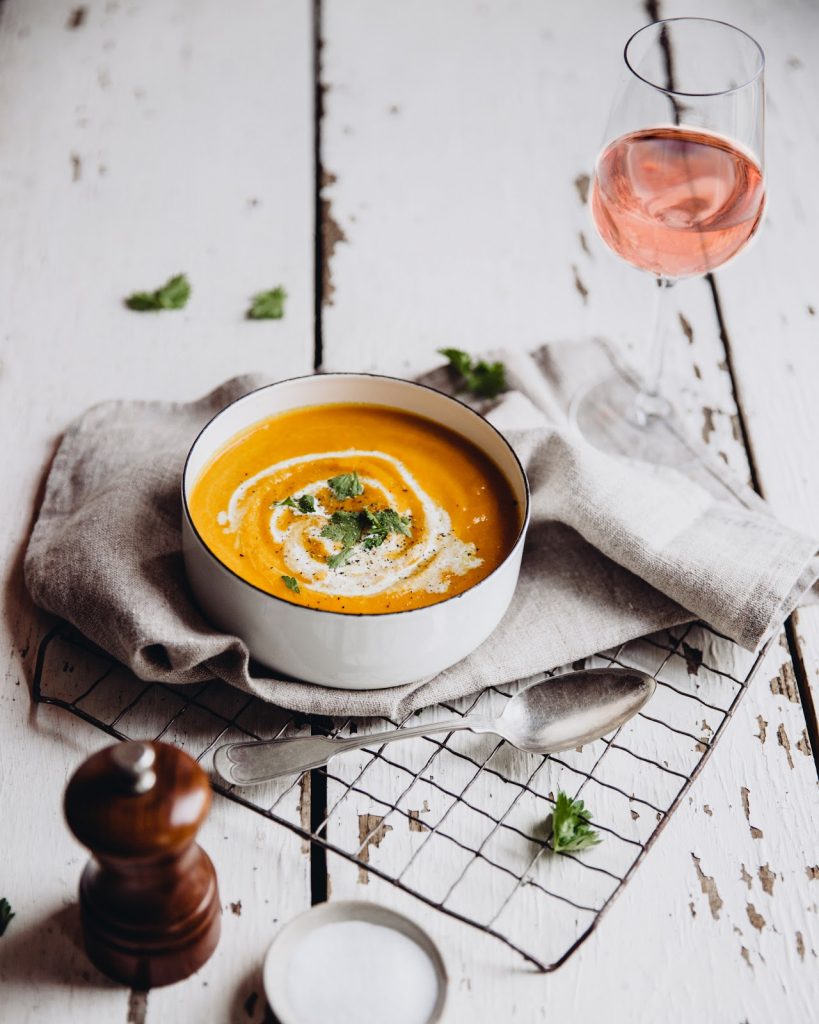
[361,507,412,549]
[321,504,412,569]
[438,347,473,378]
[321,510,363,568]
[550,791,602,854]
[0,898,14,937]
[327,472,365,499]
[274,493,316,513]
[247,286,287,320]
[438,347,507,399]
[281,575,300,594]
[125,273,191,311]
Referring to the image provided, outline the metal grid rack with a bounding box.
[33,618,769,971]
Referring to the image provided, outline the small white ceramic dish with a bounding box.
[262,900,447,1024]
[181,373,530,689]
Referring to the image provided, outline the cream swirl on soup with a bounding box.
[217,450,482,597]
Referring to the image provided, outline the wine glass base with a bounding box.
[570,375,697,466]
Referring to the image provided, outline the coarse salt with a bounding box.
[283,920,441,1024]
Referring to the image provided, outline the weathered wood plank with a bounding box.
[0,1,315,1019]
[662,0,819,733]
[319,1,819,1017]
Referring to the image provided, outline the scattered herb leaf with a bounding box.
[247,286,287,320]
[274,494,316,513]
[550,791,602,853]
[125,273,191,311]
[0,899,14,936]
[438,347,507,399]
[327,472,365,499]
[281,575,300,594]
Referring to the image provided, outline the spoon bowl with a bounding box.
[494,668,656,752]
[214,668,656,787]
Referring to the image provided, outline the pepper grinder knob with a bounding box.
[65,740,221,988]
[111,742,157,794]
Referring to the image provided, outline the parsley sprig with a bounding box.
[125,273,191,311]
[281,575,300,594]
[438,347,507,399]
[274,493,316,513]
[327,472,365,499]
[0,898,15,936]
[550,791,601,853]
[322,511,365,569]
[247,286,287,320]
[321,507,412,569]
[360,507,412,549]
[273,470,411,574]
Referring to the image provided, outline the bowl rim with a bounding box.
[181,371,531,620]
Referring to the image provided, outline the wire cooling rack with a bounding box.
[32,617,771,971]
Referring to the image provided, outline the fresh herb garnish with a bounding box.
[125,273,191,311]
[550,791,601,854]
[438,347,507,399]
[275,494,316,513]
[0,899,15,936]
[327,472,365,499]
[321,506,412,568]
[281,575,300,593]
[360,507,412,549]
[247,286,287,320]
[321,510,364,568]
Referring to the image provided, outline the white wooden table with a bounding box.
[1,1,817,1021]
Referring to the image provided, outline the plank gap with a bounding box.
[312,0,325,371]
[309,717,330,903]
[704,273,764,497]
[784,618,819,774]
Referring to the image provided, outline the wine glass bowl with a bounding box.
[591,126,765,279]
[573,18,765,461]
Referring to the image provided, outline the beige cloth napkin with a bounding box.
[24,341,818,719]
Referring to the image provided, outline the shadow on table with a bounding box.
[229,960,279,1024]
[0,902,115,990]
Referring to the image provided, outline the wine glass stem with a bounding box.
[632,276,675,427]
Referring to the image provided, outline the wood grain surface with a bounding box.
[0,1,816,1021]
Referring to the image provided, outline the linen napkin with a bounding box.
[24,340,818,719]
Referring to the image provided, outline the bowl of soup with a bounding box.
[182,373,530,689]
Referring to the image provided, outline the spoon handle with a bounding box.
[213,716,495,786]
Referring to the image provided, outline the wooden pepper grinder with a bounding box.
[64,740,221,988]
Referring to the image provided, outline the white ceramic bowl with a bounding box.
[181,373,530,689]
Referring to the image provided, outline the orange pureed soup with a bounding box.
[189,403,521,614]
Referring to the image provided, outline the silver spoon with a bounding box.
[213,668,655,787]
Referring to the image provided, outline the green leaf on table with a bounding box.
[327,471,365,500]
[247,286,287,320]
[550,790,602,854]
[0,899,15,937]
[438,347,507,399]
[125,273,191,311]
[281,575,300,594]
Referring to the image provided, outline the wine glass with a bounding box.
[572,18,765,462]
